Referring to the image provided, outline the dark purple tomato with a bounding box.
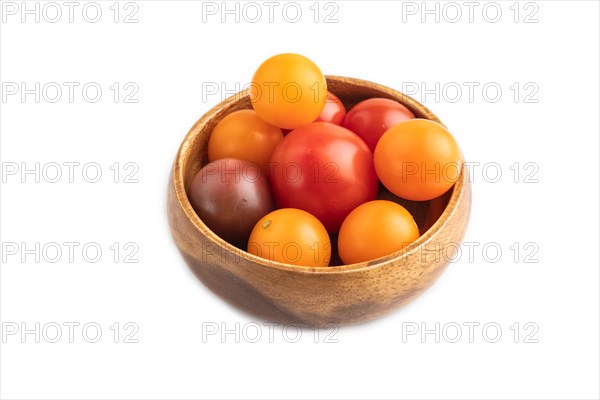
[188,158,275,247]
[343,98,415,152]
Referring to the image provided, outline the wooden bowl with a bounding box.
[168,76,471,325]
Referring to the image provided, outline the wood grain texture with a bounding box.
[168,76,471,325]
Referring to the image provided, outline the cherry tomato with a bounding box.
[251,53,327,129]
[343,98,415,152]
[270,122,378,233]
[281,92,345,135]
[315,92,346,125]
[188,158,275,248]
[248,208,331,267]
[208,110,283,175]
[338,200,420,264]
[374,119,462,201]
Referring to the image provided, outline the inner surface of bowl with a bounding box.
[178,76,456,269]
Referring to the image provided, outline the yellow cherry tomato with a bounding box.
[248,208,331,267]
[338,200,419,265]
[250,53,327,129]
[374,119,462,201]
[208,110,283,175]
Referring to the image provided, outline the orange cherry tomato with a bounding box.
[248,208,331,267]
[374,119,462,201]
[208,109,283,175]
[250,53,327,130]
[338,200,420,265]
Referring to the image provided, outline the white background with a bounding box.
[1,1,599,399]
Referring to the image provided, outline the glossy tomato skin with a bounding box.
[374,119,462,201]
[315,92,346,125]
[251,53,327,130]
[343,98,415,152]
[208,110,283,176]
[338,200,420,264]
[270,122,378,233]
[280,93,345,136]
[188,158,275,248]
[248,208,331,267]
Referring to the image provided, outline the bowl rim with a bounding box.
[172,75,467,275]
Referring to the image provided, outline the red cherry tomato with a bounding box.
[270,122,378,233]
[315,92,346,125]
[281,92,346,135]
[343,98,415,152]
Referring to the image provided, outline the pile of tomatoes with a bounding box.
[189,54,462,267]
